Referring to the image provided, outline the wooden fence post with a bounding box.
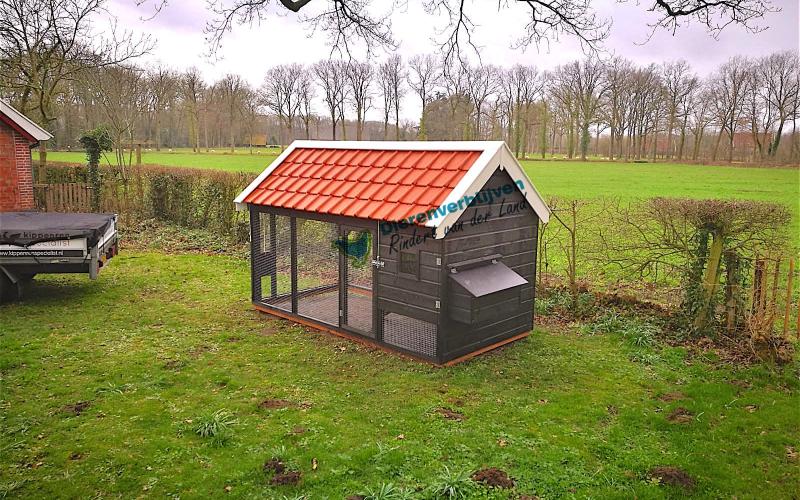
[768,258,781,332]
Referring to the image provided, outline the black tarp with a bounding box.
[449,261,528,297]
[0,212,115,247]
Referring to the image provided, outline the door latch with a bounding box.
[371,258,385,268]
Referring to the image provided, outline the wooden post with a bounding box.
[784,258,794,338]
[135,143,142,165]
[768,258,781,332]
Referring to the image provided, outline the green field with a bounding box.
[44,149,800,240]
[45,148,281,173]
[45,149,799,205]
[2,253,798,498]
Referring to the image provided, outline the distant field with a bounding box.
[44,149,799,216]
[45,148,281,173]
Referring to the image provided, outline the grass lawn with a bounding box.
[44,149,799,208]
[2,253,798,498]
[45,148,282,173]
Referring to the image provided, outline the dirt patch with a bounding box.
[606,405,619,415]
[290,426,307,435]
[667,407,694,423]
[658,392,686,402]
[447,397,465,407]
[259,399,296,409]
[162,359,185,371]
[728,379,753,390]
[225,336,242,342]
[471,467,514,488]
[647,466,696,489]
[435,407,465,421]
[263,458,286,474]
[62,401,90,416]
[68,452,83,461]
[270,471,301,486]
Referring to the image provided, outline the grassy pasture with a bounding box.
[44,149,799,210]
[1,253,798,498]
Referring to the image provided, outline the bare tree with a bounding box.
[345,61,373,140]
[217,74,246,152]
[313,60,347,140]
[262,64,304,147]
[408,54,439,139]
[81,64,147,169]
[758,51,799,157]
[709,57,750,162]
[661,60,695,159]
[504,64,542,157]
[181,68,204,153]
[198,0,774,68]
[146,65,179,150]
[465,64,500,140]
[297,68,315,140]
[603,57,634,159]
[378,59,395,140]
[0,0,152,166]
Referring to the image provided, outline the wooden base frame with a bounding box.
[253,303,530,366]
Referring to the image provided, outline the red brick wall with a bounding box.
[0,121,35,212]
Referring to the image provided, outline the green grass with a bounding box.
[2,253,798,498]
[45,149,799,209]
[45,148,282,173]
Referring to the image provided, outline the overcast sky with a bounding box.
[105,0,799,121]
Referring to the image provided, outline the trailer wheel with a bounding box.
[0,271,20,304]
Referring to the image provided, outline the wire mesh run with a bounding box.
[343,229,373,337]
[296,218,340,326]
[382,312,437,359]
[251,211,291,312]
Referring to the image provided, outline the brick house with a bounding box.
[0,100,52,212]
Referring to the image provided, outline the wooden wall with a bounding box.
[439,168,539,361]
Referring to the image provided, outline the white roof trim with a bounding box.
[0,100,52,141]
[235,142,301,210]
[234,140,552,233]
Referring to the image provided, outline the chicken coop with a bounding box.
[235,141,550,365]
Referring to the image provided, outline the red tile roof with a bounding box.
[244,147,481,222]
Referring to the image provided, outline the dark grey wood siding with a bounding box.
[439,168,538,361]
[377,224,442,326]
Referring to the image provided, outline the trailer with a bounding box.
[0,212,119,303]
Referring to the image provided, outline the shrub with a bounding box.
[427,466,475,499]
[193,409,238,446]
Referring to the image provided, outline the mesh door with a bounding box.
[252,211,291,312]
[382,312,437,358]
[296,218,340,326]
[342,228,373,337]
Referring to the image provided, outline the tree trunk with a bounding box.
[693,231,724,332]
[37,142,48,183]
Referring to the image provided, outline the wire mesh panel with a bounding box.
[381,312,437,359]
[295,218,340,326]
[251,211,292,312]
[342,228,374,337]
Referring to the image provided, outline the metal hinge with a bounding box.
[371,258,385,268]
[435,300,440,309]
[339,309,343,317]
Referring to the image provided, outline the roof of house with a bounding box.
[235,141,550,238]
[0,100,52,142]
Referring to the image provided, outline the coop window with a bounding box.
[399,251,418,278]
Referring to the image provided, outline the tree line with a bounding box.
[4,52,799,165]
